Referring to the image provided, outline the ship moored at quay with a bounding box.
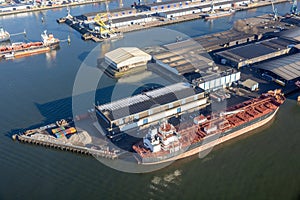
[9,1,300,167]
[133,90,285,165]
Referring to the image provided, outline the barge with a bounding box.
[0,30,59,60]
[133,90,285,165]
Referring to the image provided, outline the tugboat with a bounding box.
[0,27,10,42]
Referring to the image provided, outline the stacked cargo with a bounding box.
[51,126,77,138]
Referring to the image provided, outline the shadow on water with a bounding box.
[6,84,114,137]
[6,80,163,138]
[78,51,92,62]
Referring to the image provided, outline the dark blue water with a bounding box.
[0,1,299,199]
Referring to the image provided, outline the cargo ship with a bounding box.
[133,90,285,165]
[201,9,235,20]
[0,27,10,42]
[0,30,59,60]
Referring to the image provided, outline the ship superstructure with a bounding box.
[0,27,10,42]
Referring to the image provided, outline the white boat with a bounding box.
[4,52,14,60]
[0,27,10,42]
[202,9,235,20]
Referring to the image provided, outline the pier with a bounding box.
[12,133,119,159]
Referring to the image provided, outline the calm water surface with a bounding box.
[0,1,299,199]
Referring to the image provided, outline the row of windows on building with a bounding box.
[123,107,182,125]
[151,2,189,10]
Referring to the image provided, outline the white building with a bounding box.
[105,47,152,72]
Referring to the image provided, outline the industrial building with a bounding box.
[194,29,260,52]
[215,37,298,68]
[103,47,151,77]
[0,4,32,12]
[80,8,137,21]
[111,15,154,28]
[254,53,300,82]
[95,82,209,134]
[146,0,192,12]
[192,69,241,91]
[151,39,215,75]
[158,6,205,18]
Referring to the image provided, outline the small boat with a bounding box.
[0,27,10,42]
[4,52,14,60]
[202,9,235,20]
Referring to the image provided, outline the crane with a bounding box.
[93,0,115,38]
[291,0,298,15]
[94,14,114,37]
[271,0,279,20]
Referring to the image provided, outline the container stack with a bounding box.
[51,127,77,138]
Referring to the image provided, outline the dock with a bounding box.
[15,134,118,159]
[11,117,122,159]
[58,0,290,42]
[14,133,119,159]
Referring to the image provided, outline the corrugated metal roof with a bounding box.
[153,39,213,74]
[255,53,300,81]
[105,47,151,68]
[96,82,203,121]
[216,38,298,62]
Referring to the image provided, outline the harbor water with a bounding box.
[0,1,299,199]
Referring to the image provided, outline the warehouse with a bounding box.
[95,82,209,135]
[158,6,206,18]
[147,0,192,12]
[254,53,300,82]
[105,47,151,72]
[215,37,298,68]
[194,29,259,52]
[152,39,215,75]
[81,8,137,21]
[192,69,241,91]
[111,15,154,28]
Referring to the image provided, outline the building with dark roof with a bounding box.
[95,82,208,135]
[215,37,298,68]
[254,53,300,81]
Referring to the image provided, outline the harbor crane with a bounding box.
[271,0,279,20]
[290,0,298,15]
[93,0,116,38]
